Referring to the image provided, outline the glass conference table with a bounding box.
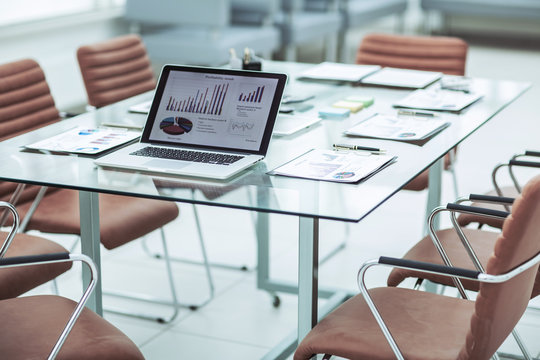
[0,61,529,359]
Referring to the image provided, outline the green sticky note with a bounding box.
[345,96,374,107]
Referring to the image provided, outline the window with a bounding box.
[0,0,125,26]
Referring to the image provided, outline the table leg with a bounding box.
[425,157,443,232]
[79,191,102,315]
[298,216,319,343]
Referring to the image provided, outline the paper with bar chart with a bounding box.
[148,70,279,151]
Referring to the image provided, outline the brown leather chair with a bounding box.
[295,175,540,360]
[0,202,71,300]
[76,34,156,108]
[0,58,183,322]
[356,33,468,193]
[457,150,540,229]
[0,210,144,360]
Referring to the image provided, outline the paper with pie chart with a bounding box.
[270,149,397,183]
[25,127,140,155]
[345,113,450,141]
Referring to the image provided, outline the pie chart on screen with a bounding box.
[160,117,193,135]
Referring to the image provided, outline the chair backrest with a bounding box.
[77,34,156,108]
[356,33,468,75]
[0,59,61,203]
[125,0,231,27]
[459,175,540,359]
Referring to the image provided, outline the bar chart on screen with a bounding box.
[165,82,230,116]
[237,85,265,103]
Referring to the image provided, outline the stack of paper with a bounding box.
[360,67,442,89]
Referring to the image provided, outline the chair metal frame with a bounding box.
[9,183,215,323]
[418,199,533,360]
[0,201,97,360]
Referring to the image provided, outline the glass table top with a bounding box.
[0,61,530,222]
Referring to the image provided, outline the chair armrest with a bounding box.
[446,203,510,219]
[524,150,540,158]
[0,252,98,360]
[378,256,481,280]
[0,201,19,258]
[509,159,540,169]
[467,194,515,205]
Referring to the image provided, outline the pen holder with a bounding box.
[242,59,262,71]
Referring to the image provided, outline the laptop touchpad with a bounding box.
[143,159,190,170]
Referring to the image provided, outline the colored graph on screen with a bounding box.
[165,83,229,116]
[160,117,193,135]
[237,85,265,103]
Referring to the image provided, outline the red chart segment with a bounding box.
[160,117,193,135]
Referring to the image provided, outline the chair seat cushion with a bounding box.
[16,189,179,250]
[294,287,473,360]
[0,232,71,299]
[387,228,497,290]
[457,186,518,229]
[0,295,144,360]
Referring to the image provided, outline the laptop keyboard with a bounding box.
[131,146,244,165]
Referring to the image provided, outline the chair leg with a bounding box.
[448,150,459,199]
[511,329,533,360]
[145,203,252,271]
[104,224,215,323]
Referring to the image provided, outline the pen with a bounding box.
[333,144,386,153]
[397,109,437,117]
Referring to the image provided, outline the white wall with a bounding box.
[0,11,129,110]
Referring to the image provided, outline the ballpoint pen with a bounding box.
[332,143,386,153]
[397,109,437,117]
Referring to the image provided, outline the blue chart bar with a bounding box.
[166,83,229,115]
[238,86,264,103]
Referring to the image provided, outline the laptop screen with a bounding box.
[141,65,287,155]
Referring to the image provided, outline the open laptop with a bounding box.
[95,65,287,179]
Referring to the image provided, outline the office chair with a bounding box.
[0,58,209,323]
[0,201,144,360]
[295,174,540,360]
[76,35,216,310]
[0,202,72,300]
[76,34,156,108]
[457,150,540,229]
[357,33,468,196]
[386,188,538,358]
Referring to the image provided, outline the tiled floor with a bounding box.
[22,22,540,360]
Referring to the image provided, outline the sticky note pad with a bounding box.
[318,107,350,119]
[345,95,374,108]
[332,100,364,113]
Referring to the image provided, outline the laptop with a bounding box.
[95,65,287,179]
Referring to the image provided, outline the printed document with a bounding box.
[25,127,140,155]
[345,113,450,141]
[270,149,396,183]
[394,88,483,112]
[299,62,381,82]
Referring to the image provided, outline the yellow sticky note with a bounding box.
[332,100,364,113]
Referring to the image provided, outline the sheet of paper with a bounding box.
[393,88,483,112]
[25,127,140,155]
[271,149,396,183]
[360,67,442,88]
[128,100,152,114]
[273,114,321,136]
[299,62,381,82]
[345,113,450,141]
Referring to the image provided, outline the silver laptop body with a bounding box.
[95,65,287,180]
